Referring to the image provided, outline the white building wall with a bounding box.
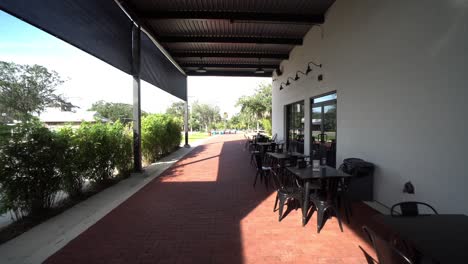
[272,0,468,213]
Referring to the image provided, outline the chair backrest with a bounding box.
[254,153,263,170]
[270,169,285,191]
[269,142,276,152]
[358,246,378,264]
[390,202,438,217]
[319,177,341,200]
[362,226,414,264]
[272,133,277,142]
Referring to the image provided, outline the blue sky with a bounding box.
[0,10,270,116]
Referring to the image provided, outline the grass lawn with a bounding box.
[181,132,210,144]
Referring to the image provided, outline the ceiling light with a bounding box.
[195,67,207,73]
[255,68,265,74]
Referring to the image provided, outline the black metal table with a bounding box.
[255,142,273,155]
[376,214,468,263]
[286,166,351,226]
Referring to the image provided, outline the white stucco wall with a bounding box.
[272,0,468,213]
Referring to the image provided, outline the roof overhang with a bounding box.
[0,0,336,82]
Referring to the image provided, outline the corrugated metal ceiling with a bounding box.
[124,0,335,77]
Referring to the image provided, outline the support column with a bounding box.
[184,99,190,148]
[132,24,142,172]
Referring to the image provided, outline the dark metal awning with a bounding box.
[122,0,336,77]
[0,0,336,91]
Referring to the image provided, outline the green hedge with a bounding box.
[0,114,179,220]
[0,121,132,219]
[0,121,63,218]
[142,114,182,163]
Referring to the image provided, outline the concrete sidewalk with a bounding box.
[0,138,210,264]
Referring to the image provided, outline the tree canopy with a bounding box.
[165,101,186,118]
[235,83,272,131]
[89,100,142,123]
[190,101,221,132]
[0,61,75,121]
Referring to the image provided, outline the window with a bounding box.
[285,101,304,153]
[311,92,337,166]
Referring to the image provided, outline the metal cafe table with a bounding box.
[286,166,351,226]
[256,142,273,154]
[375,214,468,263]
[266,152,309,172]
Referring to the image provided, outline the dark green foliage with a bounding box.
[0,61,75,121]
[0,121,63,219]
[55,127,86,199]
[73,122,132,184]
[142,114,182,163]
[89,100,146,123]
[0,121,133,220]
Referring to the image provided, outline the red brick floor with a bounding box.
[46,135,382,264]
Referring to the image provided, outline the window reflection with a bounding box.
[286,101,304,153]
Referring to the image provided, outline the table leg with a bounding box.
[303,180,310,226]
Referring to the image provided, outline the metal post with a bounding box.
[132,24,142,172]
[184,100,190,148]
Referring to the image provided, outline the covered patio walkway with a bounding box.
[46,134,378,264]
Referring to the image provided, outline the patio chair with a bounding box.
[309,177,343,233]
[253,153,272,190]
[358,246,378,264]
[270,169,303,222]
[390,202,438,216]
[249,143,261,167]
[361,226,414,264]
[271,133,277,142]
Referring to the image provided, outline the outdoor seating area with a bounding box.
[1,0,467,263]
[245,133,468,263]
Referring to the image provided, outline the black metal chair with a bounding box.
[390,202,438,216]
[253,153,271,190]
[309,177,343,233]
[270,169,303,222]
[359,246,378,264]
[249,143,261,167]
[361,226,414,264]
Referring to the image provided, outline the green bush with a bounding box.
[142,114,182,163]
[108,122,133,176]
[56,126,84,199]
[0,121,63,219]
[261,118,272,135]
[73,121,132,185]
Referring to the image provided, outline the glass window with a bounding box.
[286,101,304,153]
[312,93,337,104]
[311,92,337,167]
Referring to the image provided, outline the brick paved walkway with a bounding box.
[46,135,379,264]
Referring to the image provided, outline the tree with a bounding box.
[89,100,142,123]
[235,83,272,131]
[0,61,75,121]
[165,101,186,117]
[190,101,221,132]
[165,101,186,130]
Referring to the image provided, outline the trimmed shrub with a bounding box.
[142,114,182,163]
[73,121,132,185]
[56,126,85,199]
[0,121,63,219]
[108,122,133,176]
